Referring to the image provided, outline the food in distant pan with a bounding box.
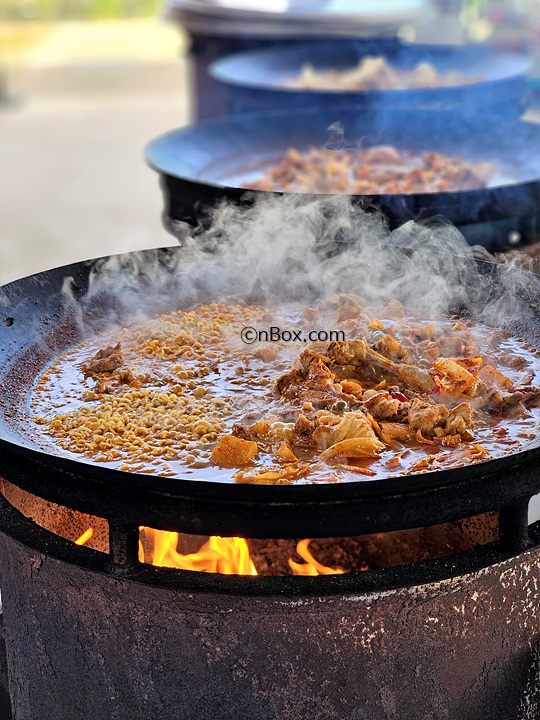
[32,295,540,485]
[247,146,498,195]
[284,57,482,91]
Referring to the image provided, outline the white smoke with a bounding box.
[59,193,539,338]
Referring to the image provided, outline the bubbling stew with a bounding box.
[247,146,499,196]
[32,296,540,484]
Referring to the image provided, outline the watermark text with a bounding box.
[240,326,345,345]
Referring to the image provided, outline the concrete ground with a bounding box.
[0,19,189,285]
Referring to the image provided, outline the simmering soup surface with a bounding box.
[246,146,501,195]
[32,296,540,484]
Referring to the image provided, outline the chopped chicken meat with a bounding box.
[82,343,124,376]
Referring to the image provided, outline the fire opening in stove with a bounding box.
[2,477,503,578]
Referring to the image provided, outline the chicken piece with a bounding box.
[366,395,401,421]
[305,359,335,390]
[313,411,378,451]
[408,398,449,437]
[391,363,436,393]
[329,339,432,393]
[439,402,475,441]
[254,347,279,363]
[372,334,410,363]
[82,342,123,376]
[276,369,303,397]
[319,437,385,461]
[335,302,361,323]
[364,348,436,393]
[112,367,138,386]
[314,293,365,323]
[277,351,343,404]
[231,423,255,442]
[385,299,407,318]
[517,386,540,408]
[275,442,298,463]
[299,348,332,372]
[379,422,416,443]
[235,463,310,485]
[363,391,409,422]
[294,414,315,437]
[339,379,364,397]
[429,357,481,397]
[330,293,367,309]
[92,342,122,361]
[488,329,509,348]
[498,353,528,370]
[210,435,258,468]
[326,338,367,365]
[478,365,514,391]
[480,387,525,415]
[93,378,111,394]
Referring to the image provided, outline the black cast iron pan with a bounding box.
[146,107,540,251]
[0,247,539,540]
[210,40,531,118]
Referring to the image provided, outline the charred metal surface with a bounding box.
[2,442,540,541]
[0,614,12,720]
[498,499,531,553]
[0,524,539,720]
[108,525,140,568]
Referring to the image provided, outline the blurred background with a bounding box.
[0,0,188,285]
[1,0,539,285]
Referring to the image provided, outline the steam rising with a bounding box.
[76,194,538,330]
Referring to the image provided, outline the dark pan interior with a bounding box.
[0,248,539,537]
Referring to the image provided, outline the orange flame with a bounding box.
[139,529,257,575]
[74,527,346,576]
[75,527,93,545]
[288,539,345,576]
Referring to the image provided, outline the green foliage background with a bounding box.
[1,0,163,21]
